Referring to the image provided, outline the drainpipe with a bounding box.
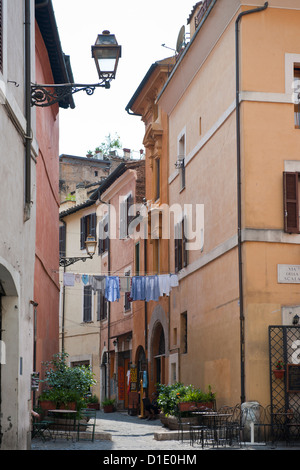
[235,2,268,404]
[24,0,32,221]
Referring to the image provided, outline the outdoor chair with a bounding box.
[31,409,54,441]
[77,408,97,442]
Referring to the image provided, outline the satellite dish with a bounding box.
[176,25,186,53]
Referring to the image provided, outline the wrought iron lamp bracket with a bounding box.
[31,75,114,107]
[59,254,93,268]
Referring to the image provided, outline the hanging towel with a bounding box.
[120,276,131,293]
[81,274,89,285]
[170,274,179,287]
[158,274,171,296]
[63,272,75,286]
[130,276,146,301]
[105,276,120,302]
[75,274,81,283]
[90,275,106,292]
[145,275,160,302]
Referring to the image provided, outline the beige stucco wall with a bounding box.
[60,207,101,396]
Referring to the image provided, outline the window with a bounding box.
[180,312,188,354]
[80,213,96,249]
[178,134,186,190]
[174,217,188,272]
[155,158,160,200]
[83,285,93,322]
[97,290,107,321]
[59,225,66,257]
[98,213,109,254]
[124,270,131,312]
[120,193,134,239]
[283,172,300,233]
[294,67,300,129]
[135,243,140,275]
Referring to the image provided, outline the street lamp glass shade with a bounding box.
[85,235,97,256]
[92,31,121,78]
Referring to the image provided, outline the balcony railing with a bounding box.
[195,0,214,28]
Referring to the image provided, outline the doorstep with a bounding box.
[51,430,112,441]
[154,429,190,441]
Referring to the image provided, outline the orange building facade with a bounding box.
[127,0,300,412]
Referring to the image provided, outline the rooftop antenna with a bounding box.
[161,44,176,52]
[176,25,186,53]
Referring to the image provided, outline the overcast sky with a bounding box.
[51,0,193,158]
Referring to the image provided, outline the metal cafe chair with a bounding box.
[77,408,97,442]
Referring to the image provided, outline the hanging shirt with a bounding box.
[158,274,171,296]
[145,275,160,302]
[130,276,146,301]
[105,276,120,302]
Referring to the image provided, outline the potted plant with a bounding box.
[273,360,285,379]
[86,394,100,410]
[102,398,115,413]
[39,352,96,412]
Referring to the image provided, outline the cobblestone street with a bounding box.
[30,410,298,453]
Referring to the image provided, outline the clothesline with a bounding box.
[63,272,179,303]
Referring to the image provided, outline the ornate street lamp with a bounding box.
[59,234,97,267]
[31,31,121,107]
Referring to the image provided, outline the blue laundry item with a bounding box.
[143,370,148,388]
[145,275,159,302]
[82,274,89,285]
[130,276,146,301]
[105,276,120,302]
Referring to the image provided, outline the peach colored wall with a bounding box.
[34,22,59,380]
[240,7,300,404]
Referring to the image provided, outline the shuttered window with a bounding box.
[83,285,92,322]
[80,213,96,249]
[174,217,188,272]
[97,291,107,321]
[59,225,66,257]
[98,213,109,254]
[283,172,299,233]
[120,194,134,239]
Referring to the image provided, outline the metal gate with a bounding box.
[269,325,300,417]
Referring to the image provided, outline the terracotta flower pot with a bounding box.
[87,403,100,410]
[103,404,114,413]
[179,402,196,412]
[273,369,285,379]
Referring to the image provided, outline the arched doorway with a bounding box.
[148,304,169,392]
[100,349,108,405]
[0,261,19,449]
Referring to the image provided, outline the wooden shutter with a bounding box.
[174,223,179,273]
[83,286,92,322]
[80,217,85,249]
[59,225,66,257]
[283,172,299,233]
[90,213,96,238]
[120,201,126,239]
[183,217,188,267]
